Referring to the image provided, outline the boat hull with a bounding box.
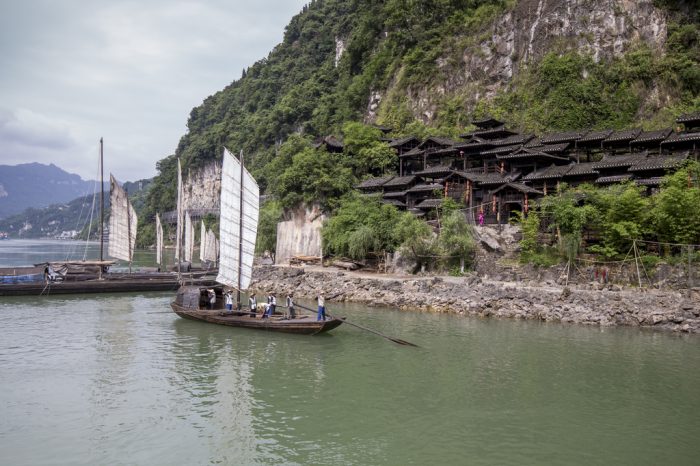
[0,273,217,296]
[170,302,343,335]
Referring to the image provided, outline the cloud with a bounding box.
[0,0,308,181]
[0,107,77,152]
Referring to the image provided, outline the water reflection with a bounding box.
[1,293,699,465]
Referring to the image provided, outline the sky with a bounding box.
[0,0,308,182]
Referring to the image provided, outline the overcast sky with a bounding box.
[0,0,308,182]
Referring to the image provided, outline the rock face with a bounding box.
[182,163,221,211]
[400,0,668,121]
[275,203,325,264]
[251,266,700,334]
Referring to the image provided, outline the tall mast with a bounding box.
[237,150,245,310]
[99,137,104,279]
[126,187,132,274]
[176,158,182,281]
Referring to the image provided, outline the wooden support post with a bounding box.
[633,240,643,288]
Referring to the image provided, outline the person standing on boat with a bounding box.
[224,291,233,312]
[286,293,296,319]
[266,293,277,318]
[207,289,216,310]
[249,293,257,317]
[317,294,326,321]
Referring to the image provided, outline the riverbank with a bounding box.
[251,265,700,334]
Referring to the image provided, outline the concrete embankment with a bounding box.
[251,266,700,334]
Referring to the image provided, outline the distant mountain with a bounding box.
[0,163,101,219]
[0,177,153,239]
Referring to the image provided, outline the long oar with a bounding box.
[294,303,418,347]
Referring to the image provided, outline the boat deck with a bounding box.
[171,302,343,335]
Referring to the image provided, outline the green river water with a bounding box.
[0,241,699,465]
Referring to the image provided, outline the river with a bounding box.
[1,241,699,465]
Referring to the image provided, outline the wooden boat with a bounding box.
[170,148,343,335]
[171,285,342,335]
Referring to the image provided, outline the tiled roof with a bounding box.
[630,128,672,145]
[471,116,504,128]
[489,134,535,147]
[676,112,700,124]
[521,164,572,181]
[407,183,444,193]
[595,174,633,184]
[524,137,542,148]
[628,153,689,172]
[564,162,599,177]
[635,177,664,186]
[381,199,406,207]
[468,125,517,140]
[496,148,569,162]
[382,190,408,199]
[578,129,614,143]
[416,198,444,209]
[420,136,457,148]
[383,175,417,188]
[313,135,343,149]
[455,136,495,150]
[408,208,426,217]
[540,131,584,144]
[604,128,642,143]
[389,136,419,147]
[413,165,454,177]
[399,147,425,158]
[491,182,543,195]
[538,142,571,153]
[660,131,700,145]
[474,172,521,185]
[593,153,647,169]
[480,144,523,155]
[356,175,394,189]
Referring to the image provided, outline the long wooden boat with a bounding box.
[0,272,217,296]
[171,149,343,336]
[171,286,342,335]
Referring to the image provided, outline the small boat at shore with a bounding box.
[170,148,343,335]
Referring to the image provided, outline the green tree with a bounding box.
[438,210,475,273]
[538,185,598,261]
[256,200,283,260]
[273,147,355,211]
[652,162,700,245]
[322,193,406,260]
[342,122,397,177]
[395,212,437,273]
[589,183,651,258]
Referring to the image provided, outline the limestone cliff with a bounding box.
[384,0,670,122]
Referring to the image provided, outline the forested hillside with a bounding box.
[143,0,700,226]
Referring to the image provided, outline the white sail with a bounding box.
[156,213,163,265]
[216,148,259,290]
[199,220,206,262]
[107,174,138,262]
[204,228,218,262]
[184,211,194,263]
[175,159,183,261]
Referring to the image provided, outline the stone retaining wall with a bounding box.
[250,266,700,334]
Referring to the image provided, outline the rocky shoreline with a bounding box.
[251,265,700,334]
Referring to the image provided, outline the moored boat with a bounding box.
[170,148,343,335]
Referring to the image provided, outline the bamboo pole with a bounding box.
[633,240,642,288]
